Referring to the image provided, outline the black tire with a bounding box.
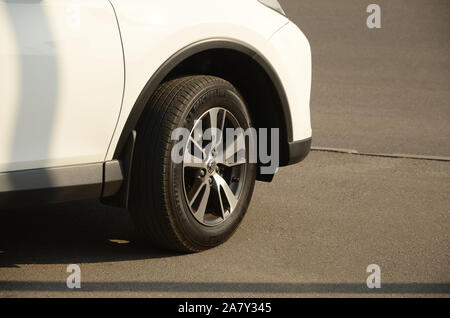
[129,75,256,252]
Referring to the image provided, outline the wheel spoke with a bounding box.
[209,108,219,130]
[183,144,206,169]
[216,183,226,219]
[220,160,246,168]
[195,182,210,222]
[189,136,206,160]
[213,174,238,212]
[183,160,206,169]
[217,133,246,167]
[219,110,226,133]
[209,108,219,150]
[209,108,227,150]
[187,178,207,206]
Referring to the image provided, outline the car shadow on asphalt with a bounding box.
[0,200,182,267]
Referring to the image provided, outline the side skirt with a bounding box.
[0,161,123,209]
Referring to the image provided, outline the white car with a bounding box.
[0,0,312,252]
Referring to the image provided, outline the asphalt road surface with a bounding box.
[281,0,450,156]
[0,0,449,297]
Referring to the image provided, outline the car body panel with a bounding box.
[0,0,124,172]
[269,22,312,141]
[105,0,311,160]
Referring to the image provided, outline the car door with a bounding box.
[0,0,124,173]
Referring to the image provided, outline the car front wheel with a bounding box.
[129,76,256,252]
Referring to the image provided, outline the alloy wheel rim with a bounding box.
[182,107,247,226]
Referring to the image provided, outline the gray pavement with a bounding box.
[0,0,449,297]
[280,0,450,156]
[0,152,449,297]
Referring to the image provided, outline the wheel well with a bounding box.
[107,45,294,207]
[164,48,290,166]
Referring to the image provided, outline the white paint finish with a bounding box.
[1,0,312,173]
[0,0,124,172]
[105,0,291,159]
[269,22,312,141]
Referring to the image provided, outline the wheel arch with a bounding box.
[113,39,293,166]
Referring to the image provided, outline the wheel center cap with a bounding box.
[207,160,217,174]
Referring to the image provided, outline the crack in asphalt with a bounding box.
[311,147,450,162]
